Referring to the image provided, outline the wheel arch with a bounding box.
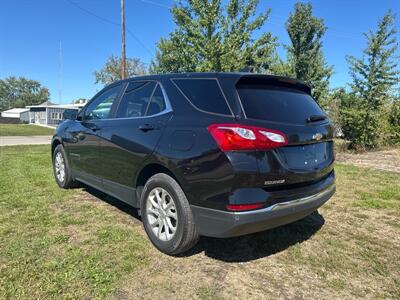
[135,162,186,202]
[136,163,178,188]
[51,137,63,157]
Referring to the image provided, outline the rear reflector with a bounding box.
[226,203,264,211]
[208,124,288,151]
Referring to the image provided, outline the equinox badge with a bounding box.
[264,179,286,185]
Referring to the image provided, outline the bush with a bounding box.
[337,91,396,150]
[387,100,400,145]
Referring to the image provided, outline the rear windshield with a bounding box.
[237,85,324,124]
[173,79,232,115]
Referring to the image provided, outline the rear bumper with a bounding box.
[191,184,335,238]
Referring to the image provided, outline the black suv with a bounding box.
[52,73,335,255]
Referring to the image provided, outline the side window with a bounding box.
[84,85,121,120]
[146,84,166,116]
[116,81,157,118]
[173,79,231,115]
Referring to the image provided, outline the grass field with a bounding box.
[0,145,399,299]
[0,124,54,136]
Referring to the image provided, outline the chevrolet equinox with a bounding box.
[52,73,336,255]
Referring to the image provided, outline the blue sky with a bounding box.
[1,0,399,104]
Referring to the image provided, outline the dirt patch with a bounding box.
[336,149,400,173]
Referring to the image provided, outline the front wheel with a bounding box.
[141,173,199,255]
[52,144,77,189]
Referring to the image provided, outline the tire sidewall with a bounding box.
[52,145,70,188]
[140,175,187,254]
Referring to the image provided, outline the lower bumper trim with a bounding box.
[191,184,336,238]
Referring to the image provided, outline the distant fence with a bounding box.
[0,117,23,124]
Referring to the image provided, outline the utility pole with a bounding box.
[121,0,126,79]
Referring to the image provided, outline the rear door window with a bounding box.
[237,85,325,125]
[173,79,232,115]
[116,82,156,118]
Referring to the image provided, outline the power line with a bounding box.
[66,0,120,26]
[137,0,172,9]
[65,0,153,55]
[268,14,364,41]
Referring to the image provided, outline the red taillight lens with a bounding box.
[207,124,288,151]
[226,203,264,211]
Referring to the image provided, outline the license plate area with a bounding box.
[277,142,333,170]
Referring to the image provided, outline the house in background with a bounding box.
[1,100,86,127]
[26,101,85,127]
[1,108,30,123]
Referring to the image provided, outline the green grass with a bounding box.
[0,124,54,136]
[0,146,149,299]
[333,164,400,210]
[282,163,400,297]
[196,286,223,300]
[0,145,399,299]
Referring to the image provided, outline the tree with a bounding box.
[150,0,277,73]
[333,89,365,144]
[284,2,333,104]
[94,55,147,85]
[0,76,50,111]
[344,12,399,149]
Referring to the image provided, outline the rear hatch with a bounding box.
[235,75,334,188]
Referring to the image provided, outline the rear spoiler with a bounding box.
[235,74,312,95]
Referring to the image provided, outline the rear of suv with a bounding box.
[52,73,335,255]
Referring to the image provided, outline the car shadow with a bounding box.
[81,185,325,263]
[183,211,325,262]
[82,186,142,221]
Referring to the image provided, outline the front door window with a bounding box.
[84,85,122,121]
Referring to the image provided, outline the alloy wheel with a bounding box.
[146,187,178,241]
[54,152,65,183]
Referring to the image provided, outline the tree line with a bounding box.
[1,1,398,150]
[0,76,50,112]
[97,1,399,150]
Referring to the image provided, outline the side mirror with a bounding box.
[63,109,78,120]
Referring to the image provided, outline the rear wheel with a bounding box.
[141,173,199,255]
[52,144,77,189]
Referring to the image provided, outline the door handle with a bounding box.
[138,124,155,132]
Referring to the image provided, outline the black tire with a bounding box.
[140,173,199,255]
[52,144,78,189]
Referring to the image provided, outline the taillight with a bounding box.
[226,203,264,211]
[207,124,288,151]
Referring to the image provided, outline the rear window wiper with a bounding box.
[306,115,327,123]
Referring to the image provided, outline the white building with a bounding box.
[26,101,85,127]
[1,108,30,123]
